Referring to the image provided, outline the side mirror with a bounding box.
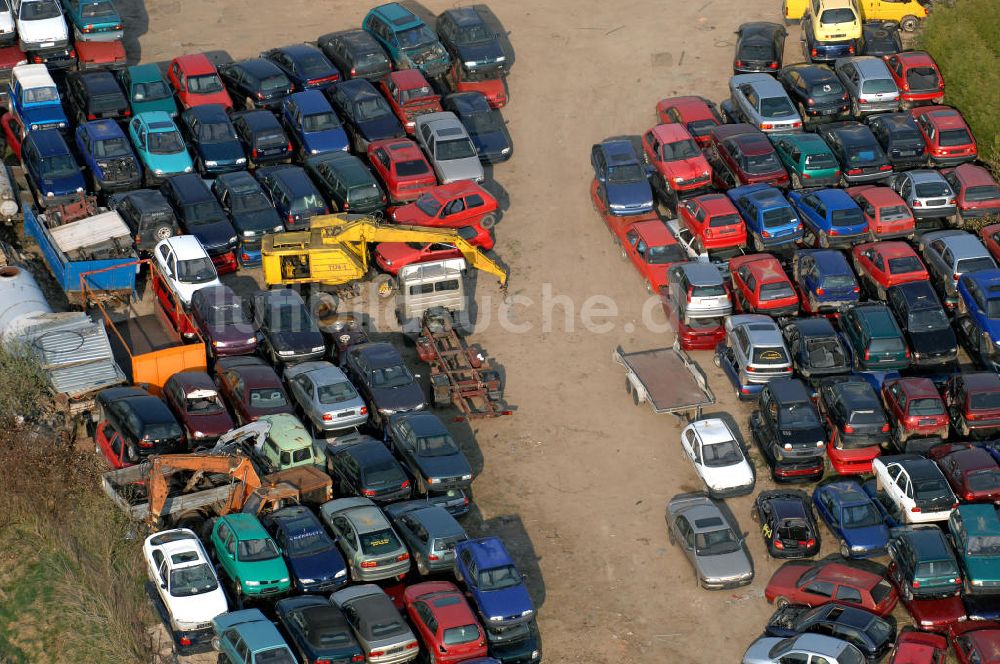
[160,582,167,589]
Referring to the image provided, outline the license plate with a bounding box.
[919,418,938,426]
[820,109,838,116]
[41,42,54,48]
[927,199,946,206]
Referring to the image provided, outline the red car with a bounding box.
[980,224,1000,267]
[378,69,443,134]
[945,373,1000,439]
[944,164,1000,226]
[929,443,1000,503]
[168,53,234,110]
[403,581,487,663]
[728,253,799,316]
[899,596,966,633]
[213,356,294,425]
[884,51,945,107]
[659,290,725,350]
[445,61,507,108]
[617,217,688,293]
[392,181,499,232]
[882,377,950,444]
[655,95,723,147]
[888,630,948,663]
[677,193,747,252]
[641,123,712,199]
[1,112,24,160]
[375,241,467,275]
[367,138,437,204]
[851,241,929,298]
[161,371,235,444]
[708,123,789,189]
[845,185,915,241]
[911,105,977,166]
[950,621,1000,664]
[764,560,898,617]
[76,40,126,71]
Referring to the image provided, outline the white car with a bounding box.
[11,0,69,51]
[153,235,221,306]
[142,529,228,649]
[680,418,755,498]
[0,0,17,45]
[873,454,957,524]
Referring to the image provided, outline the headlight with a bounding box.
[379,407,397,416]
[464,60,477,68]
[246,337,256,344]
[76,187,84,193]
[30,124,39,130]
[244,580,260,586]
[213,340,227,348]
[496,56,506,62]
[228,235,237,243]
[531,650,540,659]
[335,569,347,578]
[184,166,193,173]
[383,259,393,266]
[310,148,319,154]
[501,147,511,154]
[490,616,504,622]
[192,431,205,438]
[279,577,289,583]
[461,474,472,481]
[298,578,315,585]
[46,191,54,197]
[236,157,246,164]
[973,579,984,586]
[273,225,284,232]
[278,349,295,357]
[311,345,325,353]
[243,230,256,237]
[816,440,824,447]
[850,544,867,552]
[413,402,425,411]
[521,609,534,617]
[608,202,625,210]
[428,477,441,484]
[58,122,66,128]
[205,160,218,167]
[673,176,685,184]
[154,169,165,175]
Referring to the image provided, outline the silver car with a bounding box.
[284,360,368,433]
[742,633,865,664]
[319,497,411,582]
[889,169,957,220]
[918,229,997,307]
[384,501,468,575]
[665,492,754,590]
[835,57,900,116]
[331,584,419,664]
[724,73,803,133]
[720,313,793,386]
[414,112,484,184]
[668,262,732,320]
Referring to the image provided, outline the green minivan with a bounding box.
[771,132,840,189]
[257,413,320,473]
[118,64,179,117]
[209,513,291,598]
[841,302,911,372]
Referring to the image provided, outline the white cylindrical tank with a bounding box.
[0,265,52,338]
[0,166,18,219]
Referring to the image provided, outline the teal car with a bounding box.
[128,111,193,186]
[770,132,840,189]
[60,0,123,42]
[209,513,291,599]
[949,504,1000,596]
[212,609,296,664]
[363,3,451,78]
[119,64,179,117]
[888,525,961,601]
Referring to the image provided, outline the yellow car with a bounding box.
[805,0,862,42]
[787,0,928,33]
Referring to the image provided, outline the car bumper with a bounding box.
[856,100,899,114]
[907,508,955,524]
[929,153,976,166]
[889,155,927,170]
[708,482,754,499]
[686,304,732,319]
[202,160,246,175]
[275,349,326,364]
[244,581,290,597]
[823,231,868,247]
[701,575,753,590]
[74,27,124,42]
[211,340,258,357]
[370,647,420,664]
[911,349,957,367]
[912,205,957,219]
[848,545,888,559]
[829,454,877,475]
[844,171,892,184]
[317,412,368,432]
[759,232,803,248]
[735,381,766,400]
[426,489,472,517]
[799,174,840,187]
[98,176,142,193]
[354,560,410,582]
[20,38,70,52]
[960,207,1000,220]
[871,226,915,240]
[207,249,238,275]
[966,420,1000,433]
[770,455,825,483]
[298,575,349,593]
[369,486,414,505]
[171,624,215,655]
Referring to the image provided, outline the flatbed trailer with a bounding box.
[613,344,715,421]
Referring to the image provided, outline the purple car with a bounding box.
[190,285,258,358]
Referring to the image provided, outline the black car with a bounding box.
[750,379,827,483]
[177,104,246,175]
[765,603,895,662]
[385,411,473,494]
[817,121,893,185]
[819,376,891,448]
[781,317,851,389]
[325,78,405,152]
[886,282,958,368]
[274,596,365,664]
[324,437,412,504]
[231,109,294,167]
[442,91,512,163]
[260,506,349,592]
[864,112,928,170]
[317,29,392,82]
[262,43,342,91]
[95,386,186,457]
[160,173,237,260]
[436,6,512,78]
[304,151,385,215]
[107,188,180,255]
[250,288,326,364]
[63,70,130,124]
[487,619,542,664]
[256,164,329,230]
[211,171,283,265]
[858,21,903,57]
[776,63,849,122]
[752,490,821,559]
[733,21,786,74]
[342,342,427,429]
[219,58,294,110]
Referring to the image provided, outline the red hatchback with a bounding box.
[375,241,468,275]
[728,253,799,316]
[213,356,294,425]
[851,241,929,298]
[911,105,977,166]
[980,223,1000,267]
[929,443,1000,503]
[945,372,1000,439]
[950,621,1000,664]
[708,123,789,189]
[404,581,487,663]
[900,595,966,634]
[392,181,499,232]
[168,53,234,110]
[944,164,1000,225]
[677,193,747,252]
[884,51,944,107]
[846,185,915,241]
[655,95,723,147]
[764,560,898,617]
[617,217,688,293]
[378,69,443,134]
[161,371,235,444]
[888,630,948,663]
[368,138,437,204]
[642,123,712,197]
[882,377,949,444]
[660,292,726,350]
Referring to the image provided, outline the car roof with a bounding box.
[651,123,693,143]
[891,456,945,481]
[340,504,392,534]
[689,418,735,445]
[908,169,948,185]
[825,480,870,505]
[710,123,758,142]
[784,63,839,85]
[812,188,857,209]
[739,21,782,36]
[738,186,790,210]
[324,28,382,51]
[888,281,939,309]
[852,304,899,334]
[823,122,873,142]
[216,169,262,193]
[792,316,837,338]
[848,56,893,78]
[895,50,936,67]
[960,372,1000,392]
[872,112,918,133]
[285,360,348,386]
[238,108,283,131]
[958,504,1000,535]
[768,378,812,403]
[83,118,126,140]
[916,105,968,130]
[286,89,330,114]
[897,525,953,559]
[148,529,208,562]
[342,439,398,465]
[765,493,809,518]
[443,6,486,27]
[461,536,514,567]
[138,110,178,132]
[696,193,739,215]
[127,63,166,83]
[272,43,323,59]
[952,163,997,188]
[222,512,269,538]
[313,153,372,184]
[264,166,316,194]
[679,262,723,285]
[734,254,788,282]
[855,185,904,206]
[936,232,989,258]
[258,413,310,449]
[185,103,231,123]
[77,70,121,94]
[730,132,775,157]
[335,77,380,100]
[403,504,465,536]
[830,378,881,408]
[888,377,939,399]
[963,269,1000,296]
[161,234,209,259]
[781,132,832,152]
[371,2,421,28]
[172,53,218,74]
[166,370,217,393]
[167,172,213,200]
[12,63,56,90]
[630,219,676,245]
[732,73,787,97]
[26,128,71,155]
[353,342,404,368]
[803,249,853,274]
[394,410,448,437]
[866,241,917,259]
[389,68,430,89]
[234,57,285,79]
[269,505,323,535]
[445,91,491,115]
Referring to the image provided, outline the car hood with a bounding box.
[456,41,504,68]
[660,155,710,181]
[605,180,653,211]
[696,548,753,581]
[206,323,256,347]
[699,460,754,490]
[474,583,533,622]
[376,242,422,264]
[39,171,86,194]
[768,562,810,592]
[198,139,244,164]
[20,103,67,127]
[436,155,484,183]
[844,523,889,549]
[232,207,283,234]
[371,381,426,413]
[289,548,347,582]
[303,126,349,153]
[742,637,783,664]
[908,327,957,356]
[470,129,509,158]
[17,16,68,42]
[415,452,472,481]
[132,97,178,117]
[188,219,235,251]
[268,329,324,354]
[358,114,404,142]
[166,586,229,626]
[146,149,193,174]
[186,410,234,437]
[389,203,428,225]
[777,425,828,449]
[240,556,290,584]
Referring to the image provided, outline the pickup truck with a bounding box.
[7,63,68,132]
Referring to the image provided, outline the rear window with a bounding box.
[348,183,383,205]
[968,469,1000,492]
[260,74,290,92]
[821,274,856,290]
[762,207,796,229]
[915,182,951,198]
[752,346,789,365]
[819,7,856,23]
[971,391,1000,411]
[956,256,996,274]
[940,129,973,147]
[90,93,125,113]
[880,205,912,221]
[860,79,897,95]
[359,528,402,555]
[743,152,780,174]
[909,398,944,416]
[291,193,326,213]
[870,579,893,605]
[760,282,795,301]
[443,625,480,646]
[810,81,845,100]
[257,131,287,148]
[691,284,726,298]
[869,338,904,354]
[966,185,1000,203]
[709,213,742,228]
[687,119,717,136]
[847,409,884,426]
[888,256,923,274]
[830,208,863,227]
[906,67,940,92]
[395,159,430,177]
[805,153,837,169]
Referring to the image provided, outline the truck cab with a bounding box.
[395,257,469,330]
[7,63,68,132]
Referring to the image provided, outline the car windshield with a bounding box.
[398,84,434,103]
[820,8,856,23]
[274,303,310,330]
[805,153,837,168]
[371,363,414,388]
[702,440,743,467]
[909,397,944,416]
[398,24,438,49]
[805,338,846,369]
[364,459,403,484]
[646,243,686,265]
[967,185,1000,202]
[860,79,897,95]
[661,139,701,160]
[303,111,341,132]
[443,624,480,645]
[971,391,1000,411]
[147,130,185,154]
[743,152,780,173]
[168,563,219,597]
[237,537,280,562]
[414,193,443,216]
[968,469,1000,492]
[317,380,358,404]
[21,0,61,19]
[831,208,863,227]
[436,138,477,161]
[359,527,402,555]
[888,256,923,274]
[842,503,882,528]
[880,204,912,221]
[456,23,492,44]
[354,96,390,121]
[777,519,811,541]
[915,182,951,198]
[285,530,335,556]
[175,257,216,283]
[940,128,973,147]
[23,86,59,104]
[416,434,460,457]
[478,564,522,591]
[759,97,796,118]
[760,282,796,301]
[82,2,117,18]
[695,527,741,555]
[92,137,131,158]
[249,388,287,408]
[130,79,170,102]
[185,393,224,414]
[779,401,822,428]
[196,121,235,144]
[395,158,431,177]
[230,190,272,213]
[968,535,1000,556]
[607,163,644,184]
[260,74,291,92]
[182,201,224,225]
[40,154,79,178]
[187,74,224,94]
[957,257,996,274]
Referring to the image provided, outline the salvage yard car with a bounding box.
[641,122,712,204]
[233,110,295,167]
[733,22,786,74]
[75,119,142,193]
[161,371,234,444]
[343,342,427,430]
[872,455,957,524]
[881,377,949,447]
[260,505,349,593]
[723,73,803,133]
[655,95,723,147]
[129,111,195,185]
[160,176,238,273]
[274,596,365,664]
[379,68,442,134]
[931,443,1000,503]
[414,111,484,184]
[212,609,296,664]
[676,193,747,253]
[679,418,755,498]
[835,56,900,116]
[363,2,450,78]
[284,360,368,433]
[771,132,841,189]
[911,105,977,166]
[727,184,801,251]
[442,91,512,163]
[889,169,957,221]
[250,288,326,365]
[325,437,412,504]
[95,386,186,466]
[887,524,962,603]
[791,248,860,314]
[612,216,687,293]
[864,112,927,170]
[949,504,1000,596]
[716,314,793,399]
[20,128,87,207]
[851,241,928,300]
[455,537,536,624]
[845,184,914,241]
[839,302,910,372]
[944,164,1000,225]
[331,584,420,664]
[327,77,405,151]
[944,372,1000,439]
[367,138,437,204]
[918,229,996,310]
[208,513,291,599]
[750,378,828,482]
[404,581,488,663]
[668,262,732,320]
[813,478,889,558]
[262,43,342,91]
[729,253,799,317]
[782,318,850,387]
[787,187,867,248]
[320,497,411,582]
[753,490,820,559]
[776,63,849,124]
[214,356,293,424]
[708,123,789,190]
[318,28,392,82]
[666,492,754,590]
[818,375,890,474]
[765,560,898,616]
[742,632,867,664]
[177,104,246,175]
[168,53,233,111]
[386,411,473,495]
[384,501,468,575]
[816,121,892,185]
[280,89,349,157]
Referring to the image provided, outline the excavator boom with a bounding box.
[145,452,262,524]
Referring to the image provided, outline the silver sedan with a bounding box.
[284,360,368,433]
[890,169,957,220]
[414,112,484,184]
[666,492,754,589]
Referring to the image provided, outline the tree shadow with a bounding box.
[116,0,149,65]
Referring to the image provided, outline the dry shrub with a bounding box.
[0,341,58,429]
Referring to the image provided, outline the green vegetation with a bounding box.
[919,0,1000,165]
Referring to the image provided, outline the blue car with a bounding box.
[590,138,653,217]
[803,23,855,64]
[74,119,141,192]
[861,479,903,528]
[61,0,123,42]
[791,249,860,314]
[281,90,349,157]
[213,610,296,663]
[160,173,237,262]
[958,269,1000,347]
[256,165,329,231]
[128,111,195,186]
[262,43,342,91]
[177,104,246,175]
[455,537,534,627]
[8,64,69,132]
[363,3,451,78]
[211,171,283,266]
[261,506,348,593]
[275,596,364,664]
[788,188,868,248]
[21,129,86,207]
[813,479,889,558]
[727,183,802,250]
[443,92,513,164]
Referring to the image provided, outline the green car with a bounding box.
[888,525,962,601]
[209,513,291,598]
[118,64,179,117]
[257,413,321,473]
[840,302,911,372]
[770,133,840,189]
[949,504,1000,596]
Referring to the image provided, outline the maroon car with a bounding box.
[882,377,949,448]
[950,621,1000,664]
[942,163,1000,225]
[214,356,293,425]
[945,373,1000,439]
[929,443,1000,503]
[900,594,966,633]
[707,123,789,190]
[161,371,235,444]
[190,285,259,358]
[764,560,898,617]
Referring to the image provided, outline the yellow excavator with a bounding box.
[260,214,508,295]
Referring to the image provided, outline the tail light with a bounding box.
[762,231,771,238]
[967,492,976,501]
[396,553,410,562]
[179,636,192,647]
[87,114,96,120]
[322,413,334,422]
[829,229,839,236]
[32,56,42,63]
[952,502,960,509]
[352,657,365,663]
[853,286,860,293]
[903,83,910,92]
[735,60,744,68]
[252,148,258,158]
[343,200,350,210]
[939,80,945,90]
[805,538,816,548]
[912,580,921,587]
[848,45,855,54]
[256,91,265,100]
[370,652,385,658]
[864,349,870,360]
[82,24,93,32]
[360,561,378,568]
[807,98,815,105]
[401,479,410,489]
[803,173,811,179]
[406,643,419,650]
[811,48,818,57]
[687,285,694,298]
[843,424,855,433]
[859,98,868,104]
[123,108,131,116]
[882,423,890,432]
[761,123,774,130]
[428,554,439,561]
[847,168,863,176]
[288,213,295,224]
[350,67,356,76]
[360,406,368,415]
[956,577,963,584]
[816,288,825,295]
[769,61,778,69]
[746,365,756,373]
[879,164,893,171]
[792,121,802,128]
[362,489,376,497]
[953,273,961,280]
[774,539,785,550]
[286,142,293,152]
[911,506,922,513]
[905,348,911,359]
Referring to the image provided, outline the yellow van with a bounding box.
[805,0,862,41]
[785,0,929,33]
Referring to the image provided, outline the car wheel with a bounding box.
[753,234,765,252]
[840,540,850,558]
[479,213,497,230]
[152,223,174,242]
[797,103,809,125]
[416,555,429,576]
[851,99,860,118]
[876,285,886,300]
[900,15,919,32]
[774,595,790,608]
[791,173,802,190]
[245,96,255,111]
[668,526,676,545]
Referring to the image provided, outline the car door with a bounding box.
[332,515,359,564]
[681,428,700,469]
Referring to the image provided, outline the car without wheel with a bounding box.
[729,253,799,317]
[75,119,141,193]
[378,68,442,135]
[864,112,927,170]
[818,376,890,475]
[816,121,892,185]
[782,318,850,389]
[764,559,898,616]
[363,2,450,79]
[948,504,1000,597]
[161,371,234,445]
[889,169,956,220]
[835,56,900,116]
[213,356,293,424]
[151,235,221,307]
[404,581,488,663]
[274,596,365,664]
[212,609,297,664]
[791,248,860,314]
[881,377,949,448]
[751,378,828,482]
[764,603,895,662]
[944,372,1000,440]
[331,583,419,664]
[753,490,820,558]
[384,501,467,575]
[665,491,754,590]
[655,95,723,147]
[844,185,914,241]
[320,497,410,582]
[367,138,437,204]
[872,455,957,524]
[776,63,849,123]
[814,478,889,558]
[304,151,386,216]
[918,229,996,309]
[839,302,910,372]
[679,418,755,498]
[724,73,803,133]
[260,505,349,593]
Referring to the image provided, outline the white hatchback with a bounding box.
[680,418,755,498]
[873,454,957,524]
[153,235,221,306]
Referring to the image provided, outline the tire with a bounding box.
[668,527,676,545]
[631,382,640,407]
[851,99,860,118]
[900,15,919,32]
[245,96,255,111]
[876,285,886,300]
[774,595,790,608]
[840,540,850,558]
[416,555,429,576]
[479,213,497,230]
[791,172,802,190]
[152,223,173,242]
[753,234,765,252]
